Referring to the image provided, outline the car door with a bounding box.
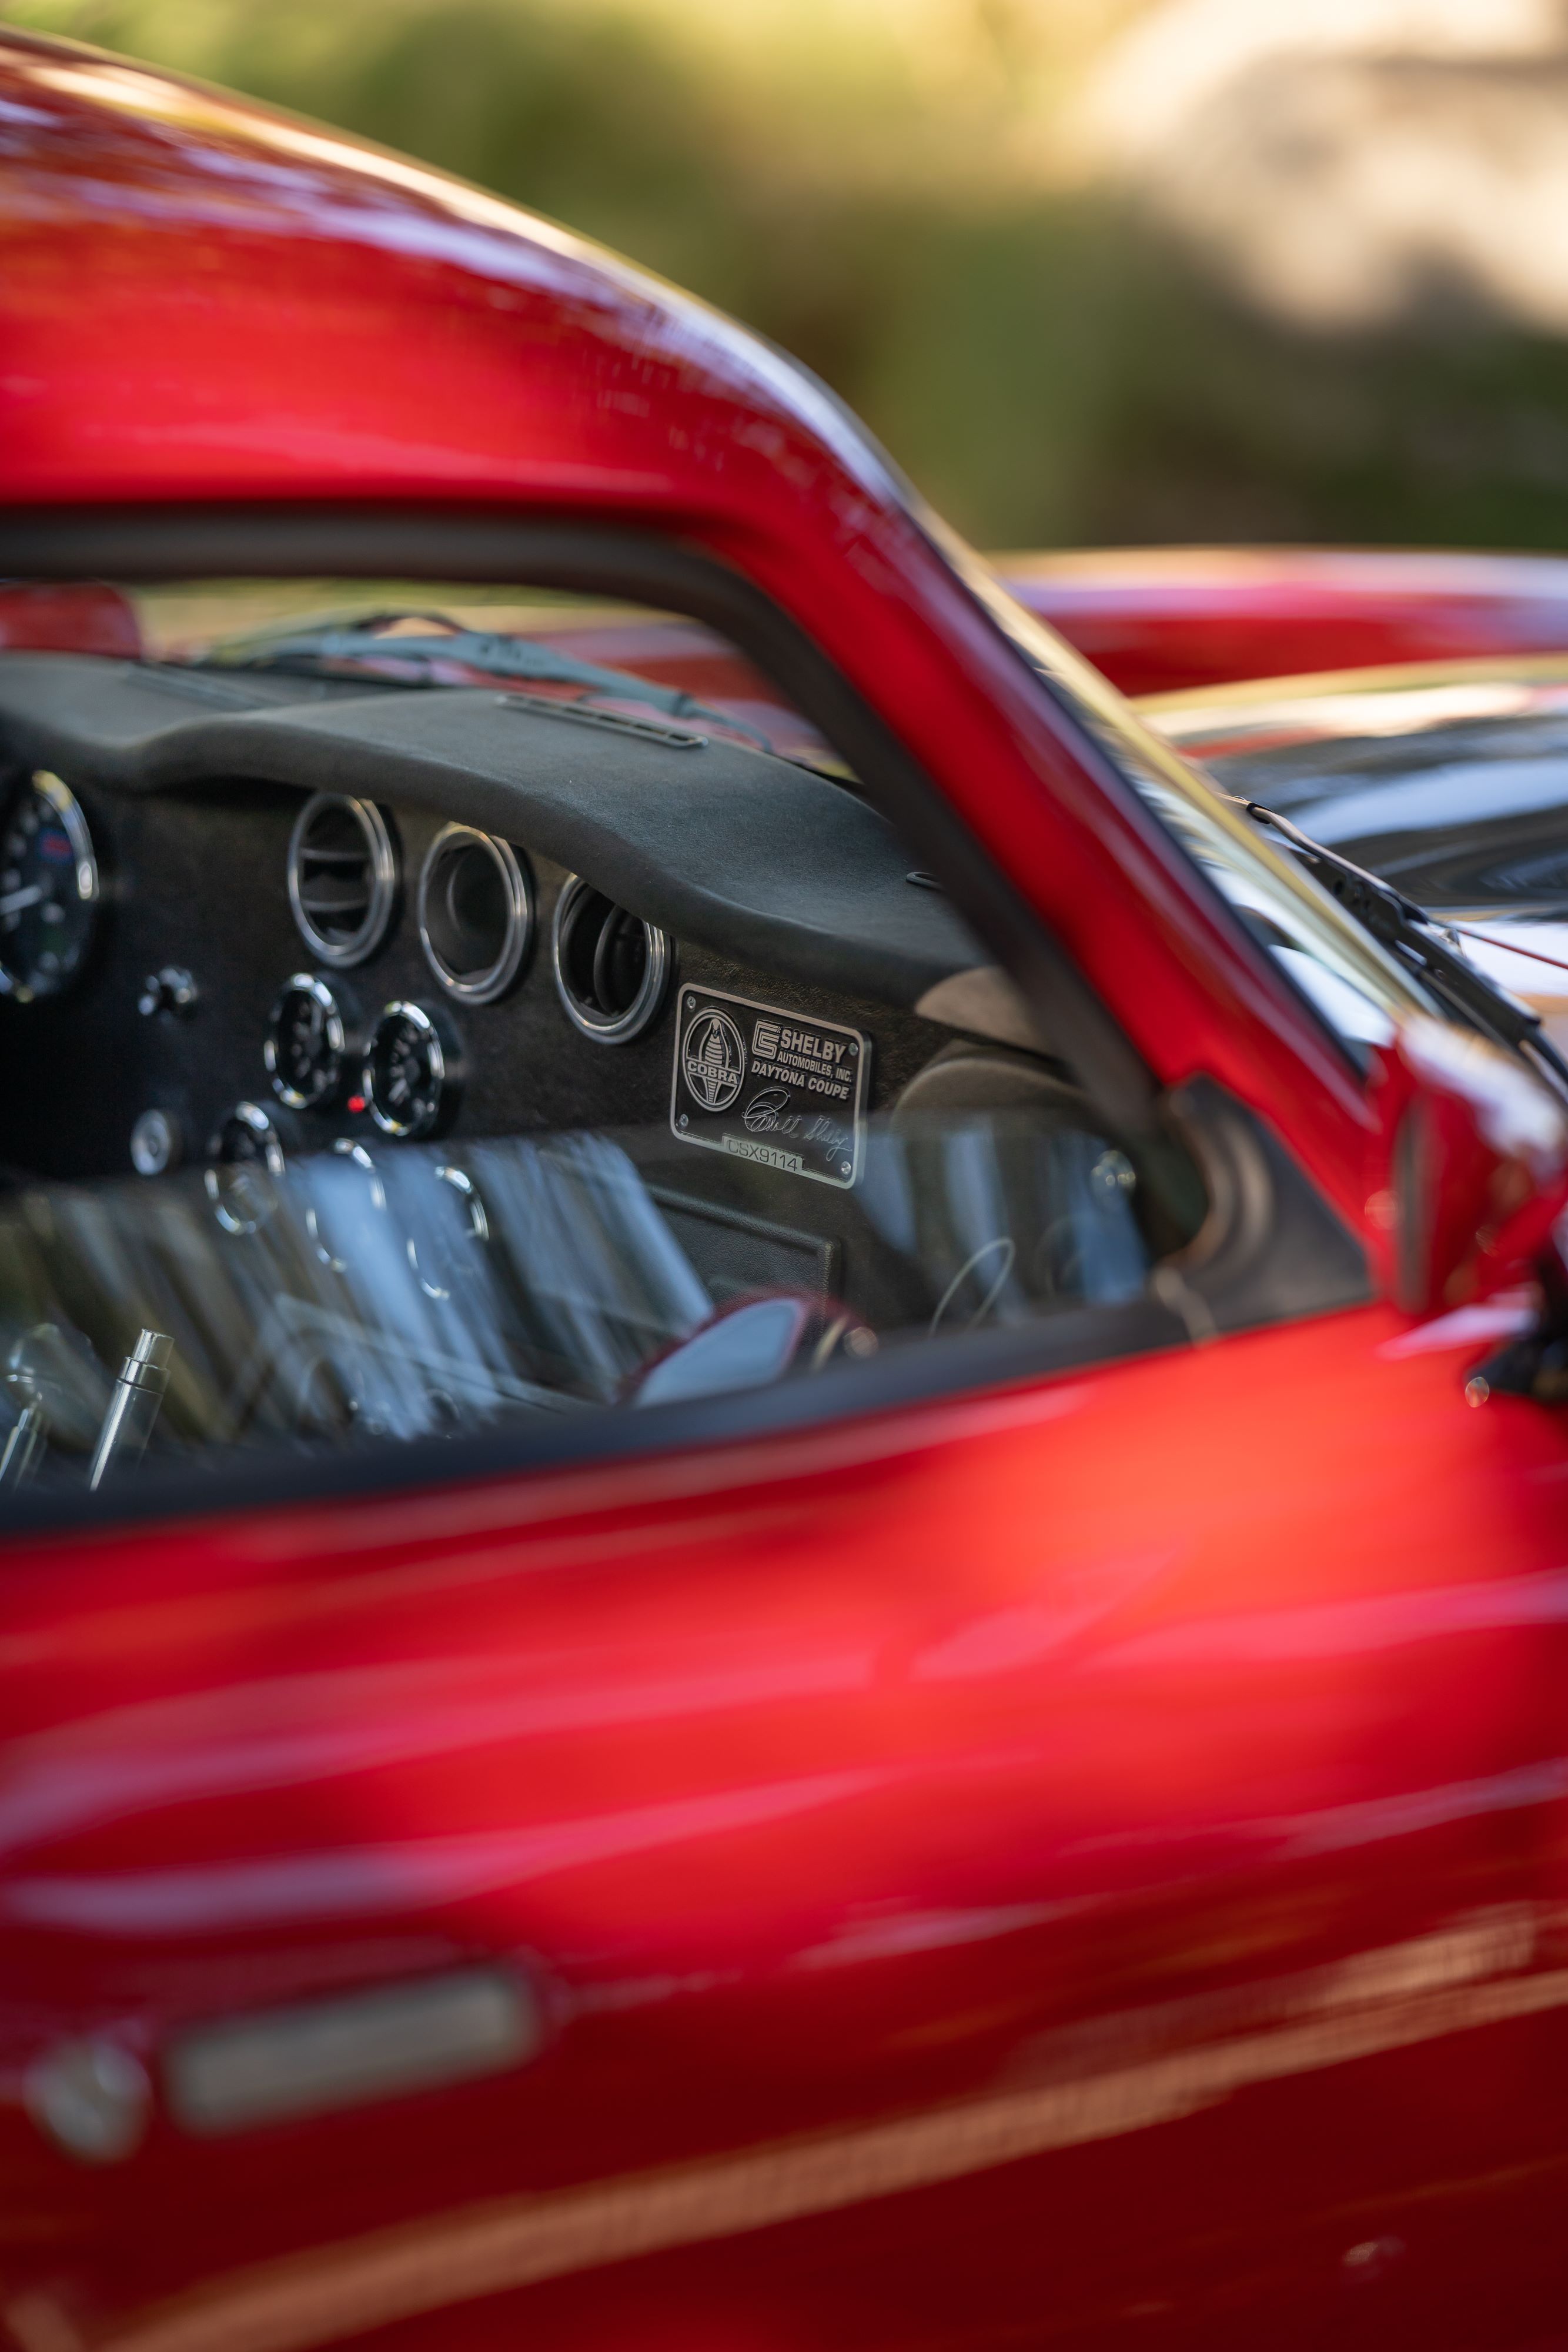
[8,40,1568,2352]
[4,1266,1568,2352]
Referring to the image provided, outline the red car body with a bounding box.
[1004,544,1568,699]
[4,33,1568,2352]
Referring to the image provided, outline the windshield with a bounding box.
[136,580,845,771]
[943,540,1448,1063]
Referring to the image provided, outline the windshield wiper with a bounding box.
[186,610,774,749]
[1236,795,1568,1088]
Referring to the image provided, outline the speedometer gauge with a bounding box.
[0,771,99,1001]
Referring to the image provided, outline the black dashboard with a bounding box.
[0,651,1005,1169]
[0,652,1169,1438]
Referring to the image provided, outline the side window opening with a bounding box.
[0,552,1349,1524]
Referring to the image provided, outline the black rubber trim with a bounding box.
[0,1297,1195,1539]
[0,505,1158,1131]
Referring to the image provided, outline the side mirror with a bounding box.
[1377,1015,1568,1321]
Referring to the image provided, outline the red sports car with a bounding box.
[6,31,1568,2352]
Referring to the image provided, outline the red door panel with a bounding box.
[2,1299,1567,2352]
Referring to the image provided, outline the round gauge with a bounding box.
[209,1100,289,1170]
[265,974,355,1111]
[0,771,99,1002]
[303,1138,387,1275]
[417,826,534,1004]
[364,1002,459,1141]
[203,1101,290,1235]
[406,1164,489,1301]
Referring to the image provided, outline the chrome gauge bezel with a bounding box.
[406,1164,490,1301]
[0,770,101,1003]
[286,793,400,970]
[417,824,534,1005]
[304,1138,387,1275]
[203,1101,289,1237]
[364,1000,459,1141]
[264,973,352,1111]
[551,874,674,1045]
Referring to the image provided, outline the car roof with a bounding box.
[0,28,903,521]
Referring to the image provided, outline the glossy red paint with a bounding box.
[4,32,1568,2352]
[0,32,1372,1224]
[543,550,1568,734]
[4,1298,1568,2352]
[1003,546,1568,699]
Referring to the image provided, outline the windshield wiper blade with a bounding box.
[189,612,774,749]
[1236,796,1568,1087]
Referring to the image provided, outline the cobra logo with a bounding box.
[681,1008,745,1111]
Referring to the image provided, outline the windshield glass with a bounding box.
[944,541,1445,1061]
[133,580,845,771]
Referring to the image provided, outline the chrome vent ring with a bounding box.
[287,794,400,968]
[418,825,534,1005]
[551,877,674,1044]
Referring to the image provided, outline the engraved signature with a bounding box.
[742,1086,795,1135]
[740,1089,851,1165]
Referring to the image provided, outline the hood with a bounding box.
[1146,656,1568,1045]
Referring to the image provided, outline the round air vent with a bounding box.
[551,876,674,1044]
[417,825,534,1004]
[287,794,400,968]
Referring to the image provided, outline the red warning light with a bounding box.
[347,1094,367,1114]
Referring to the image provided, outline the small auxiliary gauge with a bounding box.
[364,1002,460,1141]
[265,974,357,1111]
[203,1101,291,1237]
[0,771,99,1001]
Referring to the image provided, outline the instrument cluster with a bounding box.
[0,764,684,1195]
[199,790,674,1181]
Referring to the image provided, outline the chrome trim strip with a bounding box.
[165,1967,537,2139]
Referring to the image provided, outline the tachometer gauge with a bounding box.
[0,771,99,1001]
[364,1001,460,1140]
[265,974,357,1111]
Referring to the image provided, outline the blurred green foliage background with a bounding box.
[12,0,1568,554]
